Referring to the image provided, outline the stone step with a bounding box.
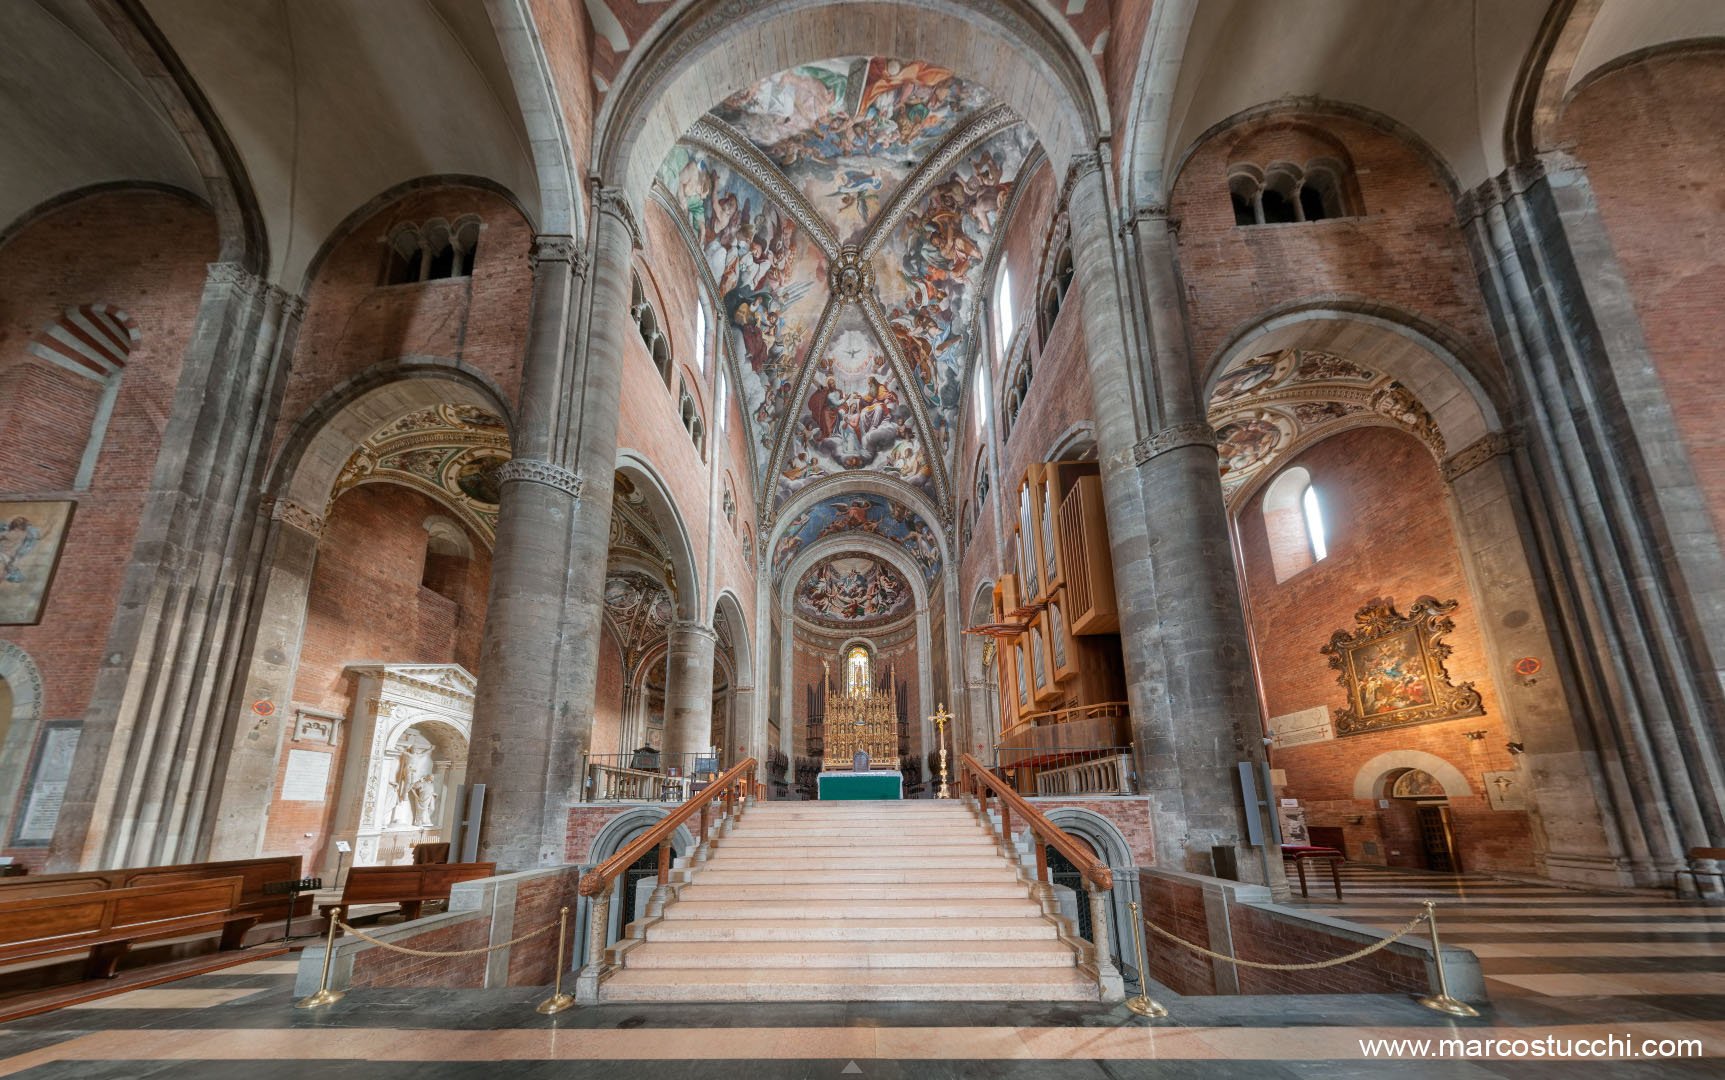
[599,966,1098,1002]
[691,867,1022,885]
[721,828,979,838]
[643,917,1059,942]
[621,939,1076,969]
[661,898,1043,920]
[678,882,1031,901]
[742,808,973,818]
[717,836,996,851]
[698,855,1014,872]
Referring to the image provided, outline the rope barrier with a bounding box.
[1144,909,1430,971]
[336,918,556,957]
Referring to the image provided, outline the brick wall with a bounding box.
[1170,112,1499,379]
[590,624,626,760]
[346,912,489,989]
[565,803,642,863]
[1557,48,1725,541]
[1236,426,1531,873]
[1139,869,1469,999]
[1020,797,1156,866]
[268,484,491,864]
[269,185,533,469]
[0,190,218,869]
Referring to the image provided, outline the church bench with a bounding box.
[319,862,496,926]
[0,855,311,921]
[0,877,259,980]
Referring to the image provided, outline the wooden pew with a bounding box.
[320,862,496,926]
[0,856,311,921]
[0,877,259,979]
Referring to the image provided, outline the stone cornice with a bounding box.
[1133,422,1217,466]
[529,234,587,274]
[1442,430,1519,483]
[267,496,324,538]
[498,458,584,500]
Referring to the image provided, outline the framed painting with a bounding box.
[1321,596,1484,736]
[0,501,75,626]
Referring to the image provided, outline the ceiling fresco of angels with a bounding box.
[771,491,941,584]
[794,555,913,625]
[655,55,1042,518]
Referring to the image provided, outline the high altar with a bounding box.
[817,646,903,800]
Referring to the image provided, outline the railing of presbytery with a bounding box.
[960,753,1123,998]
[572,757,759,1002]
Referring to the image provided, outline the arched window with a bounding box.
[844,645,872,696]
[716,372,729,431]
[420,515,472,602]
[694,298,708,374]
[973,364,989,431]
[385,226,424,284]
[994,267,1014,364]
[1262,466,1327,583]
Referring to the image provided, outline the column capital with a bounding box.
[263,496,325,538]
[1133,422,1217,466]
[528,234,586,274]
[669,619,719,644]
[497,457,584,500]
[1442,430,1520,483]
[595,186,643,250]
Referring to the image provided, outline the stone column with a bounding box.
[50,264,303,871]
[1067,155,1279,888]
[729,684,756,768]
[468,199,635,870]
[662,621,718,760]
[1461,155,1725,884]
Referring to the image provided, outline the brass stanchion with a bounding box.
[294,914,346,1009]
[536,906,575,1015]
[1415,900,1479,1018]
[1124,901,1168,1018]
[931,705,952,799]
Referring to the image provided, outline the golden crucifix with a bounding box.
[930,703,952,799]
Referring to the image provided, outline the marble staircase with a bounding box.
[598,800,1100,1002]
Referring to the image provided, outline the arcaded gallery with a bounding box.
[0,0,1720,1075]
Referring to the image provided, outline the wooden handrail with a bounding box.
[960,753,1112,892]
[578,757,757,897]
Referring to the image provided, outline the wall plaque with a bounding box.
[281,749,333,802]
[13,720,79,846]
[1268,705,1332,748]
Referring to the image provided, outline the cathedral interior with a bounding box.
[0,0,1722,1075]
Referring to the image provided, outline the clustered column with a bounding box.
[1066,154,1281,890]
[467,194,636,870]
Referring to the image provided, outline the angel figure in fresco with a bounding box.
[822,498,879,537]
[962,150,1011,234]
[0,517,42,584]
[858,376,896,435]
[830,168,883,226]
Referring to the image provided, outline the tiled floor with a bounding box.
[1289,865,1725,1006]
[0,872,1720,1077]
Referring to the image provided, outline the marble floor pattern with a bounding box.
[0,870,1720,1078]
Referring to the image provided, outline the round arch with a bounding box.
[583,806,697,953]
[711,589,753,688]
[615,450,704,621]
[270,361,516,513]
[295,175,537,295]
[1203,303,1505,456]
[0,641,46,846]
[779,534,933,625]
[594,0,1108,213]
[1037,806,1137,970]
[1352,750,1474,801]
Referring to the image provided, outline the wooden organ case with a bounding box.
[981,461,1131,794]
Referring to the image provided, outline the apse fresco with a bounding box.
[714,57,994,244]
[795,555,912,624]
[875,124,1036,461]
[771,492,941,582]
[660,143,827,478]
[778,311,934,505]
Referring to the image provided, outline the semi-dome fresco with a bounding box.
[655,55,1041,514]
[794,554,913,625]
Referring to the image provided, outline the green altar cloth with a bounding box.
[817,770,904,800]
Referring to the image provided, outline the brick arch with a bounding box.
[1351,750,1473,800]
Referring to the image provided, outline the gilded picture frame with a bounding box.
[0,500,76,626]
[1320,595,1484,736]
